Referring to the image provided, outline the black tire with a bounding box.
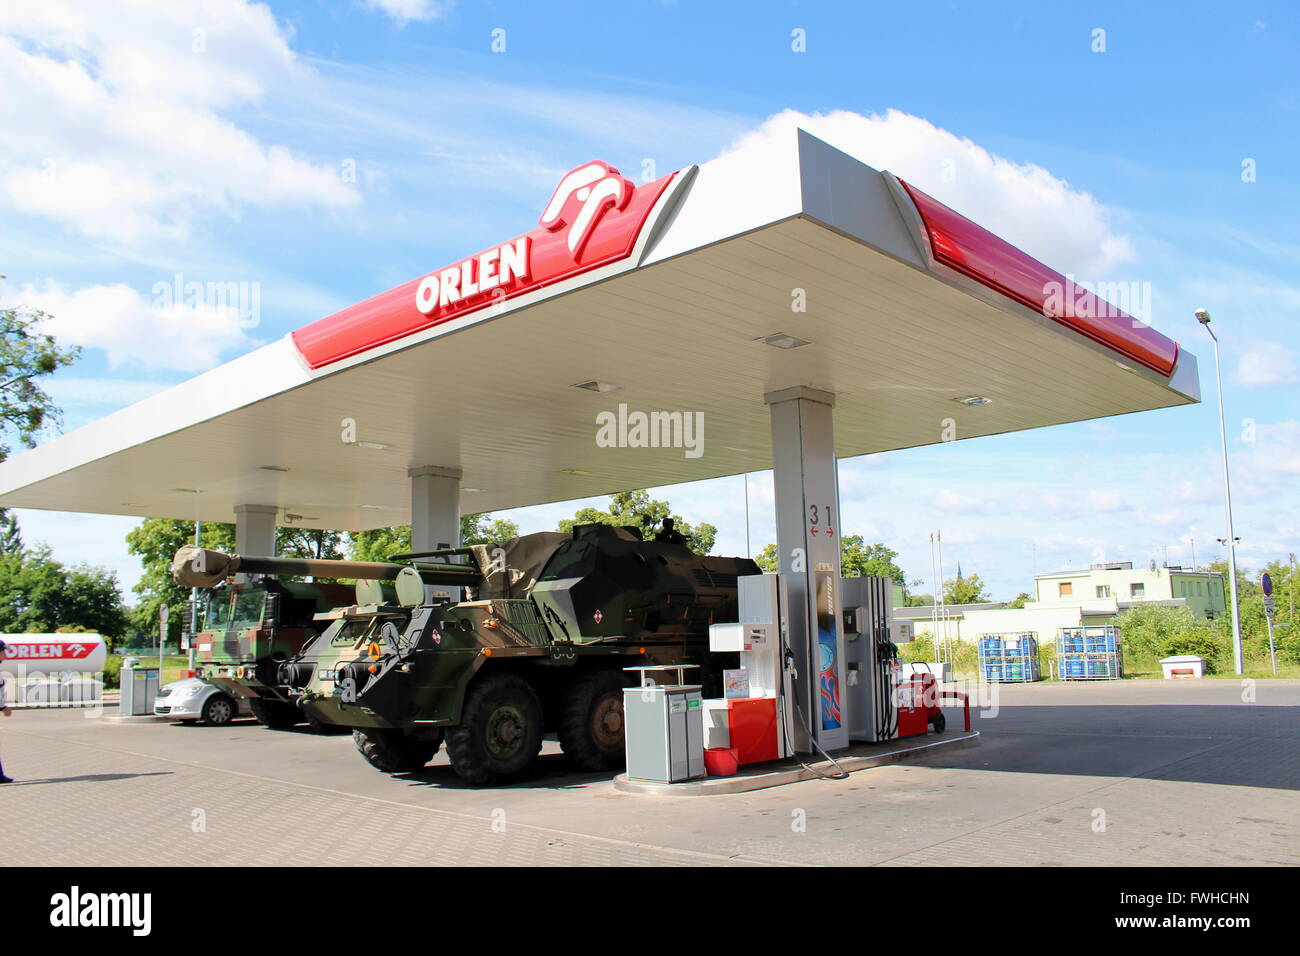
[558,669,628,771]
[353,727,441,773]
[201,693,237,727]
[305,712,352,735]
[931,711,946,734]
[249,697,301,729]
[445,673,544,785]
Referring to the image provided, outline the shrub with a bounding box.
[1160,631,1226,674]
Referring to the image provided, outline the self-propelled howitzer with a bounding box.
[177,523,760,784]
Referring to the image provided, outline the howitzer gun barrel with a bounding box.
[171,546,483,589]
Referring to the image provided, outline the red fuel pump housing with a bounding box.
[896,671,941,738]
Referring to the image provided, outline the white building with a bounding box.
[900,562,1226,646]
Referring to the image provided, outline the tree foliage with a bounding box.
[943,572,990,605]
[558,491,716,554]
[753,537,909,589]
[0,301,80,458]
[348,513,521,562]
[125,519,237,642]
[0,546,128,641]
[0,293,81,551]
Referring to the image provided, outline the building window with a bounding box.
[1059,582,1073,597]
[1096,585,1111,598]
[1130,582,1145,598]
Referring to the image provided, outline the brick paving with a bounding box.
[1,679,1295,866]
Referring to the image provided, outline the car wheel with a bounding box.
[201,694,237,727]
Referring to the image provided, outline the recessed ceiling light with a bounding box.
[260,465,289,472]
[755,332,811,350]
[954,396,992,407]
[559,468,590,476]
[573,380,621,393]
[463,487,486,493]
[359,504,383,510]
[354,441,388,450]
[120,502,144,507]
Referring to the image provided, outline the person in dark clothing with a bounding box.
[0,640,12,783]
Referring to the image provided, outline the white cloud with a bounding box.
[0,1,359,244]
[1234,341,1300,387]
[1239,420,1300,477]
[3,280,260,372]
[362,0,454,24]
[722,108,1136,276]
[934,489,1001,514]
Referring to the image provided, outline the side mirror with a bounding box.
[263,592,281,628]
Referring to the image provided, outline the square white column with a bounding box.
[765,386,848,753]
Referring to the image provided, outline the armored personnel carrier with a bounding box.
[174,522,759,783]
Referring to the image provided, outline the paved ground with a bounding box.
[1,679,1295,866]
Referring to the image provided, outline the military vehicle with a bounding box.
[175,555,373,732]
[173,522,759,784]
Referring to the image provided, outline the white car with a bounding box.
[154,677,250,726]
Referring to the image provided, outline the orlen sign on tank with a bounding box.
[1,634,108,675]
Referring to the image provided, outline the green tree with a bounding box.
[349,513,520,562]
[1007,592,1031,608]
[840,537,906,582]
[944,573,989,605]
[754,538,909,586]
[0,546,128,641]
[0,509,20,554]
[558,490,716,554]
[126,518,236,643]
[278,527,345,561]
[0,289,81,551]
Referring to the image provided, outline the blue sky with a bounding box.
[1,0,1297,601]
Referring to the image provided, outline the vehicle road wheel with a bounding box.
[931,712,946,734]
[249,698,301,729]
[445,673,544,786]
[353,727,441,773]
[558,669,628,771]
[201,693,237,727]
[306,712,351,735]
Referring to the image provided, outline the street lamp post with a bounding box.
[1196,308,1244,674]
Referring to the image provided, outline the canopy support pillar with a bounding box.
[765,386,847,754]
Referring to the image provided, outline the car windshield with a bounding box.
[231,588,266,631]
[203,590,233,631]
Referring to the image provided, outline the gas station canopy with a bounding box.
[0,129,1198,530]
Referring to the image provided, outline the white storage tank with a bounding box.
[0,633,108,677]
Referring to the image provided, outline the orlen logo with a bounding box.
[8,642,94,660]
[538,161,634,260]
[413,161,635,318]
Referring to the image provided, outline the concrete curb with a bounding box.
[101,714,169,724]
[613,730,981,797]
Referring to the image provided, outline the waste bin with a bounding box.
[623,678,705,783]
[120,663,159,715]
